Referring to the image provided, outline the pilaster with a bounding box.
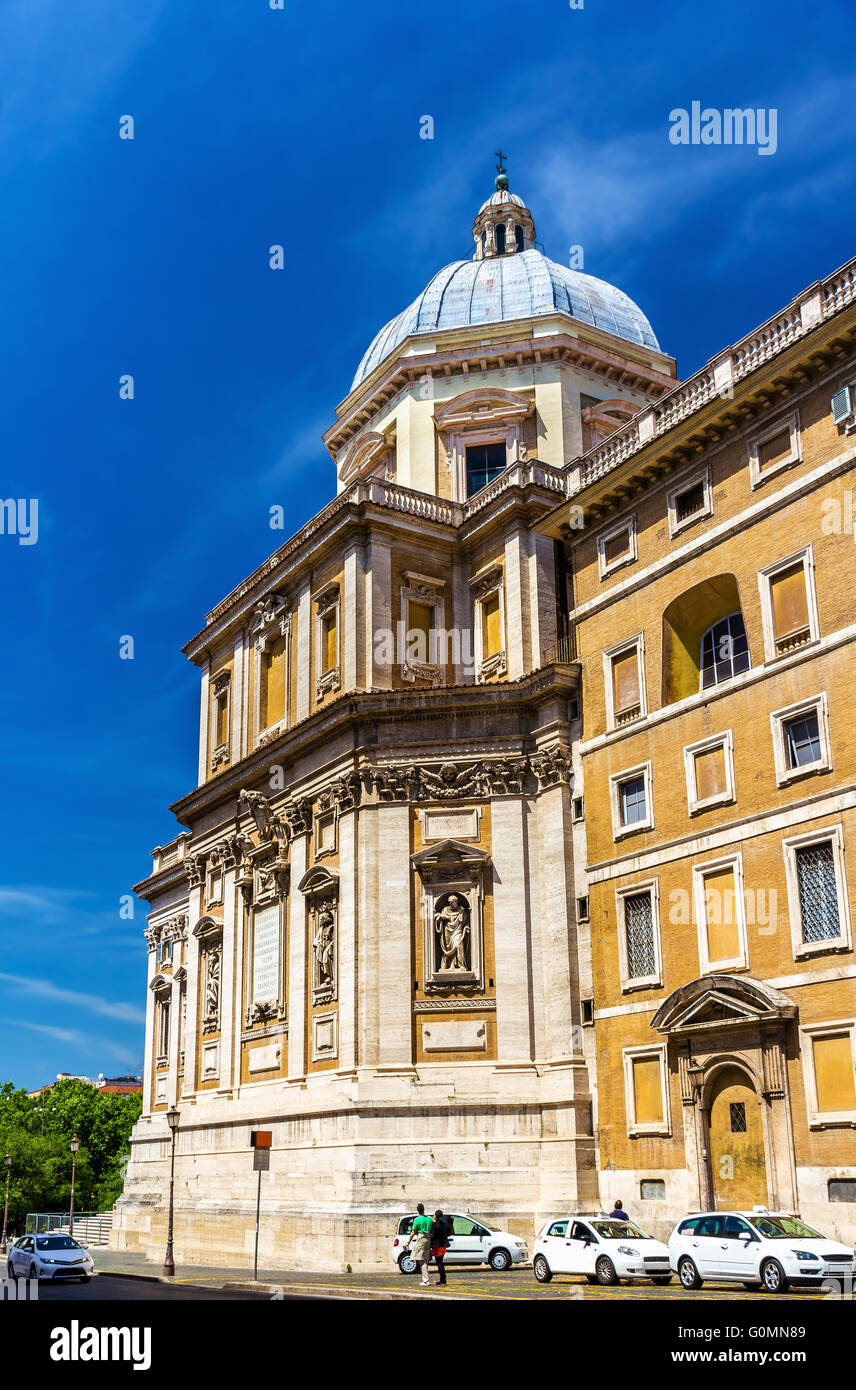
[377,803,413,1064]
[287,832,308,1076]
[491,796,534,1061]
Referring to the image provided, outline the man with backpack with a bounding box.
[430,1209,452,1286]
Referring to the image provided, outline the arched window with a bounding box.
[515,224,524,252]
[494,223,506,254]
[700,612,750,690]
[481,230,486,256]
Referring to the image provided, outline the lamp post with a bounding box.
[68,1137,80,1240]
[163,1107,180,1277]
[0,1154,11,1255]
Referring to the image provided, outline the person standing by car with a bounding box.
[609,1200,629,1222]
[430,1209,451,1286]
[403,1203,433,1287]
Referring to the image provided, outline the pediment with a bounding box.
[338,431,388,484]
[192,914,223,941]
[411,838,491,873]
[297,865,340,896]
[434,388,532,430]
[652,973,796,1035]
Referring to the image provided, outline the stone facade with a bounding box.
[113,173,856,1269]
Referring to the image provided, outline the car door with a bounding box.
[540,1219,571,1272]
[717,1216,760,1279]
[566,1221,599,1276]
[446,1216,485,1263]
[688,1215,724,1277]
[13,1238,32,1274]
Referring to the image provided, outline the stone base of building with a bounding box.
[111,1063,599,1272]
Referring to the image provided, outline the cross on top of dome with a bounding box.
[473,153,536,260]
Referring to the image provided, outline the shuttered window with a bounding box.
[482,592,501,657]
[632,1056,664,1126]
[259,634,286,729]
[612,649,640,716]
[770,563,810,641]
[694,743,727,801]
[812,1034,856,1113]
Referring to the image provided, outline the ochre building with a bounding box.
[113,171,856,1268]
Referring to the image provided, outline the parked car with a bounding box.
[7,1234,94,1283]
[668,1209,856,1292]
[392,1213,528,1272]
[533,1214,672,1286]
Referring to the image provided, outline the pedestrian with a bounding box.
[430,1208,451,1286]
[403,1202,433,1287]
[609,1199,629,1221]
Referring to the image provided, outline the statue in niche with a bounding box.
[205,948,220,1023]
[313,910,335,986]
[434,894,471,972]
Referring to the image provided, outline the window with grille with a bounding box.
[784,711,821,769]
[730,1102,747,1133]
[620,775,648,826]
[624,892,656,978]
[466,442,506,497]
[795,841,841,943]
[700,611,750,690]
[675,481,707,523]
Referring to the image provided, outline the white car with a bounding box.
[533,1214,672,1285]
[7,1233,94,1283]
[392,1213,528,1272]
[668,1209,856,1293]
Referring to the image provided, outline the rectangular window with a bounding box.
[684,731,735,814]
[482,592,501,658]
[465,442,506,497]
[572,796,585,821]
[214,691,228,747]
[322,611,337,673]
[771,694,831,787]
[694,855,747,972]
[408,600,434,664]
[577,895,589,921]
[783,826,851,958]
[625,892,655,979]
[623,1044,670,1136]
[620,776,647,827]
[667,467,712,537]
[748,410,801,487]
[640,1179,666,1200]
[610,762,653,838]
[604,636,646,730]
[259,633,286,730]
[612,650,640,713]
[597,516,637,579]
[812,1034,856,1114]
[829,1180,856,1202]
[759,548,818,660]
[157,1001,170,1059]
[785,711,821,769]
[796,842,841,944]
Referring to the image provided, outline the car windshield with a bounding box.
[589,1220,648,1240]
[749,1216,824,1240]
[35,1236,80,1251]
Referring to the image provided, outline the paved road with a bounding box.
[25,1276,309,1302]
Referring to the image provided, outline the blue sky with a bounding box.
[0,0,853,1089]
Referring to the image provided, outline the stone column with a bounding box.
[343,543,366,692]
[338,809,357,1070]
[357,802,380,1067]
[296,582,311,721]
[503,525,531,678]
[231,627,248,761]
[218,869,238,1093]
[533,781,578,1061]
[142,942,158,1114]
[197,656,210,786]
[377,802,413,1065]
[182,884,204,1094]
[167,972,182,1107]
[366,539,392,688]
[491,797,534,1061]
[528,532,557,667]
[287,832,308,1077]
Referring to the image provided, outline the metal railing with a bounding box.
[25,1212,113,1245]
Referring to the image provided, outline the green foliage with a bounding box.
[0,1080,141,1231]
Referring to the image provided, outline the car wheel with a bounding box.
[678,1257,703,1290]
[29,1263,39,1282]
[651,1276,672,1285]
[488,1247,511,1271]
[398,1253,417,1275]
[595,1256,618,1286]
[761,1259,788,1294]
[533,1254,552,1283]
[80,1275,91,1284]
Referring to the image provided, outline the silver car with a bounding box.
[7,1234,94,1283]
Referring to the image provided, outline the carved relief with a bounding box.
[201,944,221,1034]
[239,789,285,846]
[531,748,573,788]
[412,839,491,992]
[298,865,339,1006]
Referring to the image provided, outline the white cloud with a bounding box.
[0,972,145,1024]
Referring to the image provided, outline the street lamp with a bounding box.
[163,1107,180,1277]
[68,1137,80,1241]
[0,1154,11,1255]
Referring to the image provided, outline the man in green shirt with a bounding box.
[404,1203,433,1286]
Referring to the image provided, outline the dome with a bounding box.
[351,248,661,391]
[478,189,526,213]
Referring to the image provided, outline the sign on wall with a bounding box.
[252,905,280,1003]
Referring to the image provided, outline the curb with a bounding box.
[222,1280,456,1300]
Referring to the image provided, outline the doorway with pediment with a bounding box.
[651,974,799,1214]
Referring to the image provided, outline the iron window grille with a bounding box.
[795,841,841,943]
[624,892,656,978]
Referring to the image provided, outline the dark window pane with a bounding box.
[466,442,507,497]
[700,611,750,690]
[495,223,506,254]
[676,481,706,522]
[515,224,524,251]
[785,712,821,768]
[730,1102,747,1133]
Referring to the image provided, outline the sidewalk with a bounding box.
[92,1248,471,1299]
